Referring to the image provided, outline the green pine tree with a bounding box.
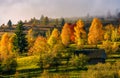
[43,16,49,25]
[13,21,28,54]
[60,18,65,27]
[7,20,12,29]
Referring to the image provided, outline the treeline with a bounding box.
[0,17,120,75]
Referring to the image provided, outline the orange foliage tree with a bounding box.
[74,20,86,45]
[88,18,104,44]
[69,24,76,43]
[61,23,71,46]
[28,36,49,55]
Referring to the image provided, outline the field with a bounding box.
[0,48,120,78]
[1,41,120,78]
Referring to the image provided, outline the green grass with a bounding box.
[17,55,39,71]
[3,46,120,77]
[2,69,86,78]
[2,54,87,77]
[69,44,102,49]
[106,54,120,63]
[108,54,120,58]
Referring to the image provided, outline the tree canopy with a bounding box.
[88,18,104,44]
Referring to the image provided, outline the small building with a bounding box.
[74,49,107,64]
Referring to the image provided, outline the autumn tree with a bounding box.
[104,24,114,41]
[70,54,88,69]
[13,21,28,54]
[26,29,35,49]
[104,32,110,41]
[61,23,71,46]
[38,49,62,71]
[74,20,86,45]
[69,24,75,43]
[39,41,64,71]
[0,33,9,58]
[46,29,51,39]
[101,41,119,54]
[111,28,118,42]
[0,33,17,74]
[0,33,15,55]
[28,36,49,55]
[112,42,119,53]
[101,41,112,54]
[8,34,15,53]
[88,18,104,44]
[117,25,120,41]
[118,25,120,35]
[47,28,60,47]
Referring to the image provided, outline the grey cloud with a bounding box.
[0,0,120,25]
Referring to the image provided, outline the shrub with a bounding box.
[101,41,112,54]
[85,63,119,78]
[70,54,88,69]
[40,70,69,78]
[101,41,119,54]
[0,54,17,74]
[38,51,61,71]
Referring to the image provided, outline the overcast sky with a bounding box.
[0,0,120,25]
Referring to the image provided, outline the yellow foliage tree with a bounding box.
[0,33,13,60]
[101,41,118,54]
[74,20,86,45]
[0,33,17,73]
[0,33,9,48]
[118,25,120,35]
[47,28,60,47]
[111,28,118,42]
[88,18,104,44]
[26,29,35,49]
[8,34,15,53]
[104,24,115,41]
[104,31,110,41]
[28,36,49,55]
[61,23,71,46]
[112,42,119,53]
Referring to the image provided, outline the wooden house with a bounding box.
[74,49,107,64]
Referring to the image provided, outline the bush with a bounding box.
[0,54,17,74]
[70,54,88,69]
[85,63,119,78]
[40,70,69,78]
[101,41,119,54]
[38,51,61,71]
[101,41,112,54]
